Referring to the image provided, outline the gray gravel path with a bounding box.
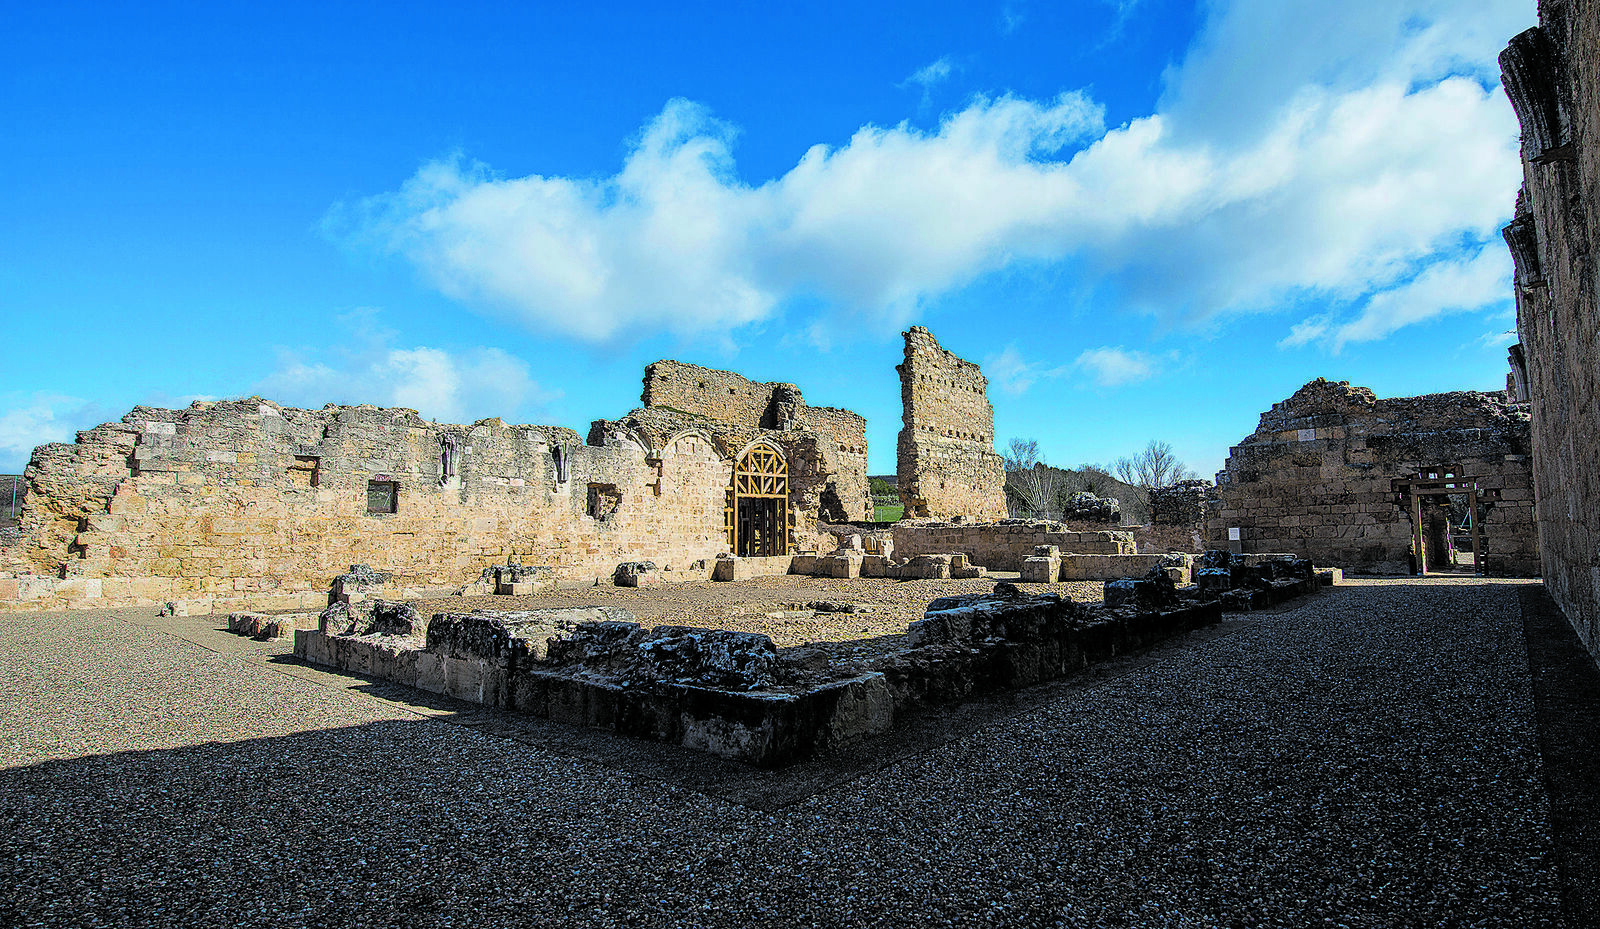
[0,578,1580,927]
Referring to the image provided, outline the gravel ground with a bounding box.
[0,577,1582,927]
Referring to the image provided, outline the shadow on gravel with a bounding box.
[1519,585,1600,927]
[264,611,1272,810]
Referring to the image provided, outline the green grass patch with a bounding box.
[873,504,904,522]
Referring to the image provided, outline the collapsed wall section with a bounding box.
[895,327,1008,520]
[1207,379,1538,576]
[1501,3,1600,662]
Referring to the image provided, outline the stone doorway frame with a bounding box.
[1395,470,1483,576]
[727,443,789,556]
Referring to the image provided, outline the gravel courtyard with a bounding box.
[1,577,1595,928]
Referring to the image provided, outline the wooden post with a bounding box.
[1411,490,1426,576]
[1470,484,1483,576]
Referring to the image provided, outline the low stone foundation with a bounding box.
[296,584,1221,766]
[712,555,794,581]
[227,611,319,641]
[789,551,987,581]
[892,520,1134,571]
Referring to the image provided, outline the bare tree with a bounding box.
[1113,440,1195,491]
[1004,438,1066,520]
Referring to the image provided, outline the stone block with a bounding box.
[613,561,660,587]
[825,552,863,579]
[901,554,953,580]
[1020,554,1060,583]
[860,555,892,578]
[789,554,822,576]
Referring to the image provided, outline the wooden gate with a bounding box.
[727,445,789,556]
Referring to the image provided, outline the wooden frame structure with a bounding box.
[1394,469,1483,576]
[726,445,789,556]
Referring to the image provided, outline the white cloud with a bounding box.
[0,393,104,472]
[1329,243,1513,349]
[1074,346,1155,386]
[1278,314,1333,349]
[1000,2,1026,35]
[1478,327,1518,350]
[905,57,953,90]
[984,345,1071,395]
[256,312,556,424]
[339,0,1529,350]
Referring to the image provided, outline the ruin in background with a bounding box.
[1208,379,1538,576]
[1501,2,1600,663]
[895,327,1009,520]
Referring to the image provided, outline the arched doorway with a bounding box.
[727,444,789,556]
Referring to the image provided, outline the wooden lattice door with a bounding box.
[731,445,789,556]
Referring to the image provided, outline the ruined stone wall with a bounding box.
[0,399,732,613]
[895,327,1008,520]
[802,405,870,522]
[639,360,869,520]
[1502,3,1600,661]
[1206,380,1539,576]
[892,520,1135,571]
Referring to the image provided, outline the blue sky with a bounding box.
[1,1,1535,479]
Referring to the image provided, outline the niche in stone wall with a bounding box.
[439,435,461,485]
[288,455,321,487]
[819,482,846,523]
[367,478,399,515]
[588,483,622,520]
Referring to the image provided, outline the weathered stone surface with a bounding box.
[1181,552,1321,611]
[1059,553,1194,583]
[892,520,1135,571]
[1103,566,1179,613]
[228,610,318,640]
[600,359,870,525]
[1148,480,1212,527]
[1061,491,1120,524]
[712,554,793,581]
[1,355,871,612]
[895,328,1008,520]
[298,582,1222,766]
[1020,548,1061,583]
[1501,4,1600,663]
[612,560,659,588]
[1207,380,1538,576]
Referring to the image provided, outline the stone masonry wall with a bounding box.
[1207,379,1539,576]
[641,361,869,520]
[895,327,1008,520]
[0,399,733,613]
[1502,3,1600,662]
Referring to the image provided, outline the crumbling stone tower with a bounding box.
[895,327,1008,520]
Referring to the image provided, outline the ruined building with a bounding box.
[1502,3,1600,661]
[597,361,870,525]
[0,362,868,613]
[1207,379,1539,576]
[896,327,1008,520]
